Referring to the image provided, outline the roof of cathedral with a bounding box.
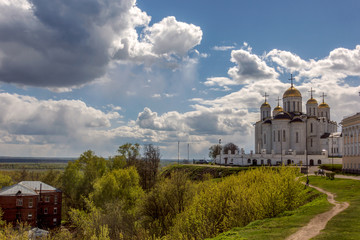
[283,86,302,98]
[306,97,318,105]
[290,118,303,123]
[273,111,292,120]
[318,102,330,108]
[263,119,272,124]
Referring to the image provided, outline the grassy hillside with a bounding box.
[160,164,250,180]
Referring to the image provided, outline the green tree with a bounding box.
[167,167,306,240]
[209,144,222,159]
[108,155,127,170]
[141,171,195,237]
[90,166,144,208]
[139,144,161,189]
[117,143,140,165]
[0,173,12,189]
[117,143,161,190]
[61,150,107,209]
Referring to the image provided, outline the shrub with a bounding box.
[166,167,307,239]
[320,164,342,173]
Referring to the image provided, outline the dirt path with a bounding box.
[286,183,349,240]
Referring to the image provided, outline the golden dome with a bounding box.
[318,102,329,108]
[274,105,283,111]
[283,86,302,98]
[306,98,318,105]
[261,101,271,108]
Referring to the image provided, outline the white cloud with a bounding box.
[213,45,235,51]
[266,49,310,73]
[228,49,279,83]
[0,93,121,150]
[144,16,202,56]
[0,0,203,88]
[204,77,239,87]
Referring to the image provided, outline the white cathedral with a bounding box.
[217,75,342,166]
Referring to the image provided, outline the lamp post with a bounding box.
[219,139,222,166]
[331,134,334,171]
[178,141,180,165]
[306,120,308,175]
[280,129,283,165]
[241,151,244,166]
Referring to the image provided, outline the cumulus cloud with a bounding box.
[0,93,120,139]
[228,49,279,82]
[267,45,360,80]
[144,16,202,56]
[0,0,202,88]
[266,49,310,73]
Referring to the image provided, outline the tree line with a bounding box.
[0,143,311,240]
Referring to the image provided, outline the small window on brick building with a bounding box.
[53,218,57,225]
[54,207,57,214]
[45,196,50,202]
[28,213,32,220]
[44,208,48,214]
[54,195,58,204]
[28,198,33,208]
[16,198,23,206]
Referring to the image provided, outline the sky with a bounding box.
[0,0,359,159]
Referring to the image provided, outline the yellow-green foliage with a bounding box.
[0,222,30,240]
[167,167,306,240]
[90,166,144,208]
[0,173,13,188]
[141,171,196,238]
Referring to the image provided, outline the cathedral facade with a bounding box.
[216,75,341,166]
[255,80,338,157]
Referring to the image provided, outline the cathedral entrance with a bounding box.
[252,159,257,166]
[267,159,271,165]
[287,159,292,165]
[310,159,314,166]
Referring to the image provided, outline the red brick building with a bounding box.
[0,181,62,228]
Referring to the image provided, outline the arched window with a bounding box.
[273,131,275,142]
[283,130,286,142]
[310,123,313,133]
[278,130,281,142]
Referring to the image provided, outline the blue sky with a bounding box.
[0,0,359,159]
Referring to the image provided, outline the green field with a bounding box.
[210,186,331,240]
[0,162,67,170]
[212,176,360,240]
[310,176,360,239]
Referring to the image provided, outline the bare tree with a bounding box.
[223,142,239,154]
